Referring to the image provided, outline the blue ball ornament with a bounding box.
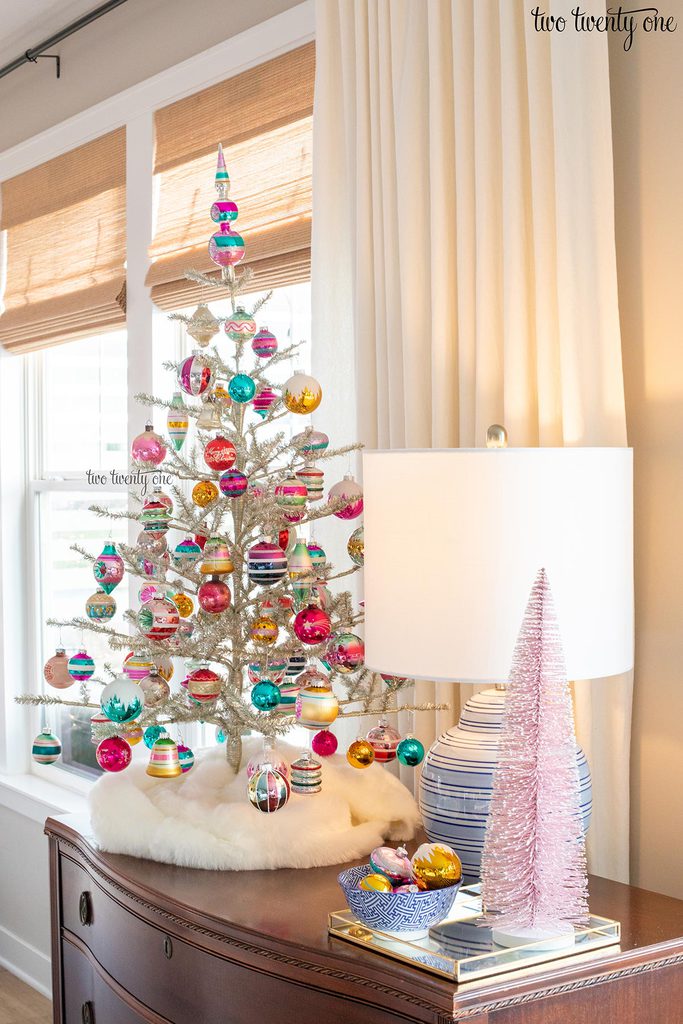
[228,373,256,404]
[144,725,166,749]
[251,680,282,712]
[396,735,425,767]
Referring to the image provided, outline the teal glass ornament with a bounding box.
[251,680,282,712]
[100,678,144,723]
[144,725,166,749]
[216,727,226,743]
[397,735,425,767]
[228,373,256,404]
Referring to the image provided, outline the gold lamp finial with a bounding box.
[486,424,508,449]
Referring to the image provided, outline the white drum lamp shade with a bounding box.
[363,448,634,683]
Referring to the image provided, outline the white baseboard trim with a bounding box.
[0,923,52,999]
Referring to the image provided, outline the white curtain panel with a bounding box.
[311,0,632,881]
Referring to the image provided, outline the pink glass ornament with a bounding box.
[96,736,132,773]
[219,469,249,497]
[252,327,278,358]
[93,542,124,594]
[311,729,338,757]
[208,222,245,267]
[43,648,74,689]
[366,719,401,763]
[131,424,166,467]
[293,605,332,645]
[137,596,179,640]
[198,577,231,614]
[328,475,363,520]
[252,387,278,418]
[178,353,211,396]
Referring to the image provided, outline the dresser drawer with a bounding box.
[62,938,164,1024]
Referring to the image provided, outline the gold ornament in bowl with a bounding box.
[410,842,462,890]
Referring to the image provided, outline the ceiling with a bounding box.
[0,0,107,69]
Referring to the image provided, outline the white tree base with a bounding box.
[492,922,576,950]
[89,739,421,872]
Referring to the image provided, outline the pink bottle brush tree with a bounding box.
[480,568,589,948]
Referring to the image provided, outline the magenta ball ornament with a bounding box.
[198,578,231,614]
[178,353,211,396]
[293,605,332,645]
[311,729,338,757]
[96,736,133,773]
[219,469,249,497]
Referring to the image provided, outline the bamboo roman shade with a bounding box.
[147,43,314,310]
[0,128,126,354]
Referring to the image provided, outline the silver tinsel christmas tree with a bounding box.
[18,147,445,782]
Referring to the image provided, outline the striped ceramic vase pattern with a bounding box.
[419,689,593,883]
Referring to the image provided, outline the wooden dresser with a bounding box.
[46,815,683,1024]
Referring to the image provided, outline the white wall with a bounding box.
[0,808,51,995]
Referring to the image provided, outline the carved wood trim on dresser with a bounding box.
[46,815,683,1024]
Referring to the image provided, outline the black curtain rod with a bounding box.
[0,0,129,81]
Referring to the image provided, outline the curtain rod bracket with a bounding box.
[25,51,61,78]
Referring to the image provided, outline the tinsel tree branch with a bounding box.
[480,570,589,930]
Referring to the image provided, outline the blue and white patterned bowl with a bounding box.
[338,865,461,940]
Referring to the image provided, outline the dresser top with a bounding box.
[47,814,683,1021]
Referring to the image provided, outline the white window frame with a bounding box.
[0,1,315,813]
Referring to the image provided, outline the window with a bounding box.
[29,330,129,779]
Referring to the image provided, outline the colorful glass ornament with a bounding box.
[293,605,331,645]
[187,666,220,703]
[252,386,278,418]
[227,373,256,404]
[288,539,314,580]
[248,661,287,686]
[68,649,94,681]
[369,845,412,884]
[177,743,195,772]
[178,352,211,396]
[286,649,307,678]
[329,475,363,520]
[247,764,290,813]
[290,752,322,794]
[251,680,282,711]
[204,435,237,472]
[167,392,189,451]
[186,303,220,347]
[156,654,174,682]
[276,678,299,715]
[140,669,170,708]
[219,469,248,497]
[275,477,308,511]
[410,843,462,890]
[359,873,393,892]
[138,583,173,604]
[312,729,338,757]
[396,735,425,767]
[143,725,166,749]
[347,526,364,567]
[196,394,223,430]
[295,673,339,730]
[292,427,329,455]
[192,480,219,507]
[93,541,124,593]
[96,736,132,773]
[140,498,171,537]
[123,653,154,681]
[246,742,288,780]
[366,719,401,764]
[247,539,288,585]
[138,596,180,640]
[173,537,202,568]
[146,735,183,778]
[250,615,278,646]
[346,738,375,769]
[296,465,324,501]
[283,373,323,415]
[131,423,167,467]
[152,487,173,512]
[209,223,245,268]
[43,648,74,689]
[200,536,233,574]
[224,306,256,342]
[101,677,144,724]
[212,384,231,408]
[252,326,277,358]
[210,198,238,223]
[32,730,61,765]
[85,588,116,621]
[122,723,143,746]
[306,542,326,567]
[327,632,365,674]
[198,577,231,614]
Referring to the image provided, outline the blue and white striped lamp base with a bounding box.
[419,688,592,884]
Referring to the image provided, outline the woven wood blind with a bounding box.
[147,43,314,310]
[0,128,126,354]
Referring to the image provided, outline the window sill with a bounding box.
[0,772,89,825]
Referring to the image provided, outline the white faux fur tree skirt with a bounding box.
[89,739,421,871]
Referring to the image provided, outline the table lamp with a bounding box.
[362,435,633,882]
